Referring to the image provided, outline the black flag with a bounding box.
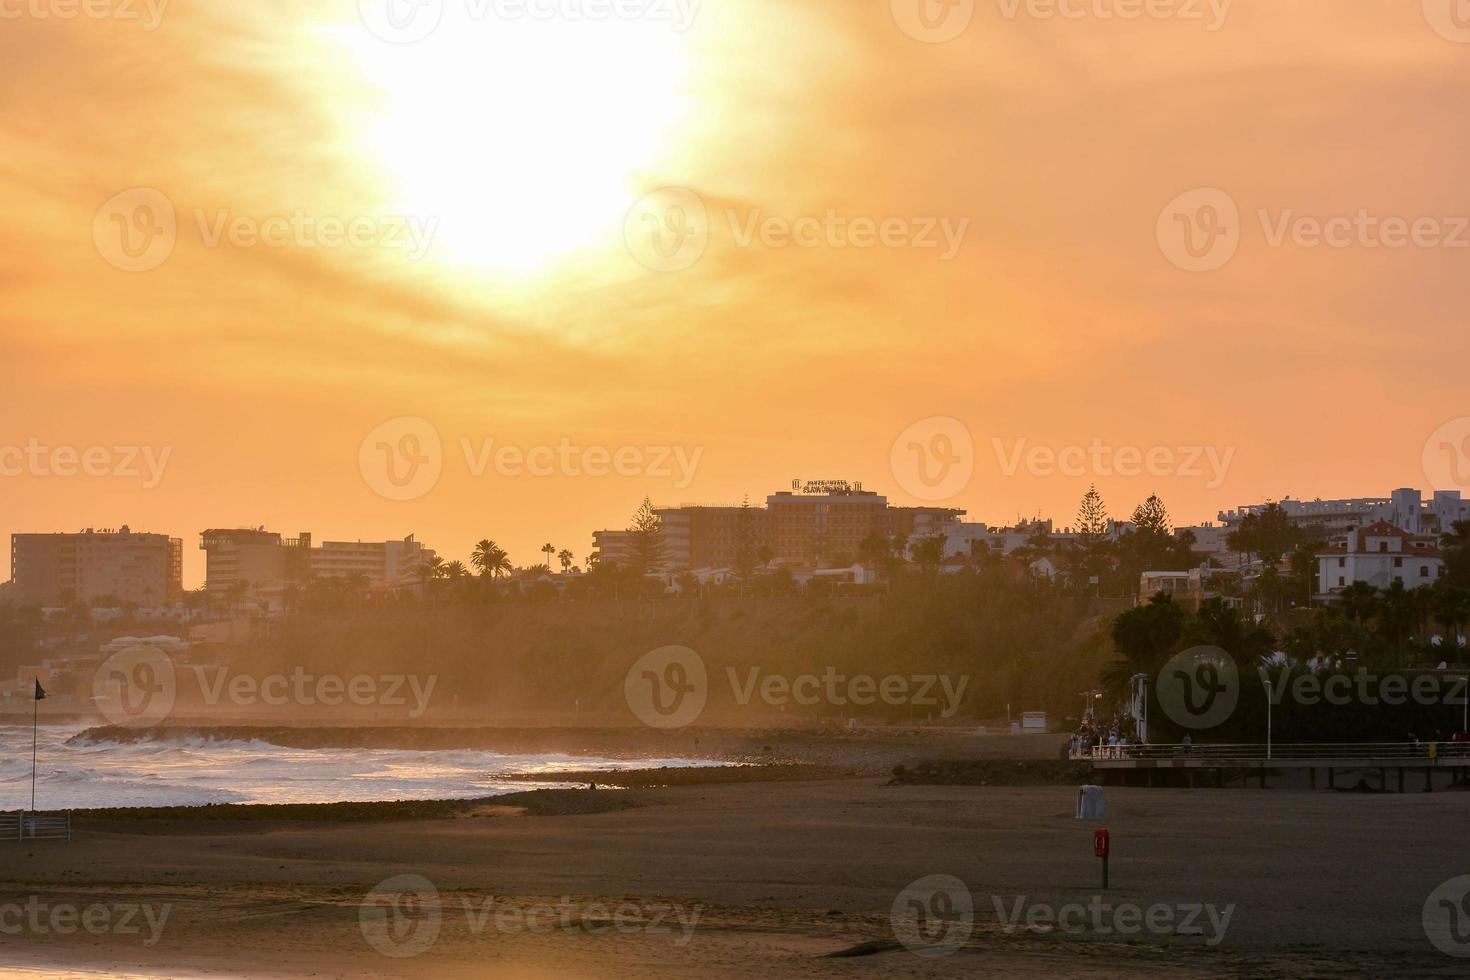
[34,679,46,701]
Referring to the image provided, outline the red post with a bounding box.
[1093,828,1110,889]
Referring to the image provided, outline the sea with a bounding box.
[0,725,711,809]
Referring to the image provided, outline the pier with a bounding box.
[1073,741,1470,791]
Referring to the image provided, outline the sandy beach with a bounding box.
[3,730,1468,978]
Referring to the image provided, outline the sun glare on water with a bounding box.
[337,11,692,274]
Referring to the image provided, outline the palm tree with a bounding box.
[419,554,447,605]
[557,549,575,575]
[541,543,556,569]
[1434,586,1470,645]
[471,540,501,578]
[1192,597,1276,663]
[1376,580,1418,654]
[1338,581,1379,624]
[472,542,512,581]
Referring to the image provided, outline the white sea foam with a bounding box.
[0,725,712,809]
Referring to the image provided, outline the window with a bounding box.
[1338,558,1345,567]
[1338,576,1345,587]
[1394,557,1403,568]
[1421,566,1430,577]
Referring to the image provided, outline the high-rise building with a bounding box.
[11,527,183,606]
[310,535,437,589]
[592,483,964,570]
[200,528,311,593]
[200,528,435,594]
[1219,488,1470,539]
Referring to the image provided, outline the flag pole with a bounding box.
[31,687,39,814]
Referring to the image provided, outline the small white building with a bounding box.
[1316,521,1445,597]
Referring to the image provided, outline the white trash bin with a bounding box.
[1076,785,1105,820]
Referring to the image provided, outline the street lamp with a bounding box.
[1077,690,1102,723]
[1264,678,1273,760]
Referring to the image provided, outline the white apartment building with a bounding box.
[202,529,436,594]
[310,535,437,590]
[1222,488,1470,538]
[910,518,1136,561]
[1315,522,1445,597]
[1174,523,1231,553]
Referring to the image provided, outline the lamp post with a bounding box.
[1264,678,1273,760]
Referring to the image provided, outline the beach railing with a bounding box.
[0,812,71,841]
[1070,742,1470,763]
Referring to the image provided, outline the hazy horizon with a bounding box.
[4,0,1469,588]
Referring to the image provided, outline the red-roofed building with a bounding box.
[1315,521,1444,598]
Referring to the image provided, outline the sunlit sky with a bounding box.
[2,0,1468,587]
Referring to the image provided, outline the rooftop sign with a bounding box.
[791,480,864,495]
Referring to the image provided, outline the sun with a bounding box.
[336,10,692,273]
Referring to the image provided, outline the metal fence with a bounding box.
[0,812,71,841]
[1071,742,1470,763]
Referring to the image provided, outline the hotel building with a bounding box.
[1220,488,1470,538]
[593,483,964,570]
[201,528,436,594]
[10,527,183,606]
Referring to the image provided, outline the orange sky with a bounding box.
[2,0,1468,587]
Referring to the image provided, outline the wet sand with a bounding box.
[4,774,1468,977]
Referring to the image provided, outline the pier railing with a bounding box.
[1072,742,1470,763]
